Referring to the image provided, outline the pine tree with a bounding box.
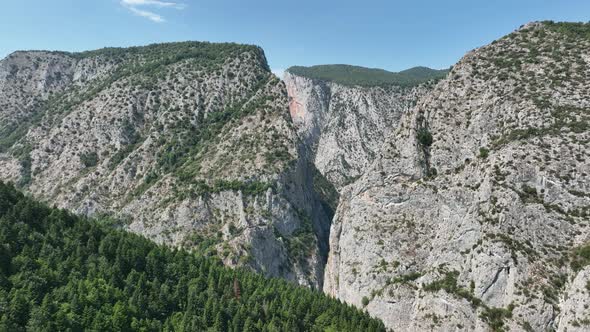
[231,310,243,332]
[112,301,130,331]
[9,289,30,327]
[243,316,256,332]
[214,310,228,332]
[203,297,216,327]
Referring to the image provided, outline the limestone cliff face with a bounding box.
[284,71,433,191]
[0,43,331,288]
[3,21,590,331]
[324,22,590,331]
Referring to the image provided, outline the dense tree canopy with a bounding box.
[0,182,385,331]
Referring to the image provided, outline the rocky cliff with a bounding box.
[0,42,332,288]
[2,20,590,332]
[283,69,439,192]
[324,21,590,331]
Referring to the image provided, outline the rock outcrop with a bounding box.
[0,43,332,288]
[284,71,435,191]
[324,21,590,331]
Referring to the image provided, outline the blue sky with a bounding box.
[1,0,589,76]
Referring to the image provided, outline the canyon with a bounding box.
[1,21,589,331]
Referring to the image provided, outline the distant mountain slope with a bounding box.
[0,181,385,331]
[324,21,590,332]
[398,66,449,80]
[284,70,435,192]
[0,41,333,288]
[286,64,448,87]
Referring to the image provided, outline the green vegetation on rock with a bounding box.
[312,166,340,213]
[417,127,434,147]
[0,41,270,155]
[479,147,490,159]
[284,213,317,263]
[543,21,590,40]
[80,152,99,168]
[424,271,515,332]
[571,243,590,272]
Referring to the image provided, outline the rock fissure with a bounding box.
[481,266,505,297]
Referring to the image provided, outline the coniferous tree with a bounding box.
[214,310,228,332]
[243,316,256,332]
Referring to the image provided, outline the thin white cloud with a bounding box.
[128,6,165,23]
[120,0,186,23]
[122,0,185,9]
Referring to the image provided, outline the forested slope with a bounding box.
[0,182,384,331]
[286,64,447,87]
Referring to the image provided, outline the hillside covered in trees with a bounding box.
[0,182,385,331]
[286,64,448,87]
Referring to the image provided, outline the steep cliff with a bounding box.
[0,42,332,288]
[284,67,442,192]
[324,21,590,331]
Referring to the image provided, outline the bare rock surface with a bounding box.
[284,71,434,191]
[324,22,590,331]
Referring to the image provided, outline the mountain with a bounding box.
[324,21,590,331]
[0,42,333,288]
[2,19,589,332]
[0,181,385,331]
[284,68,442,192]
[286,64,448,88]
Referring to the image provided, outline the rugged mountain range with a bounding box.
[0,43,333,288]
[1,20,589,332]
[324,21,590,331]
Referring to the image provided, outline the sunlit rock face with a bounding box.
[324,22,590,331]
[284,71,433,192]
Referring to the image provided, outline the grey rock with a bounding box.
[284,71,433,191]
[324,22,590,331]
